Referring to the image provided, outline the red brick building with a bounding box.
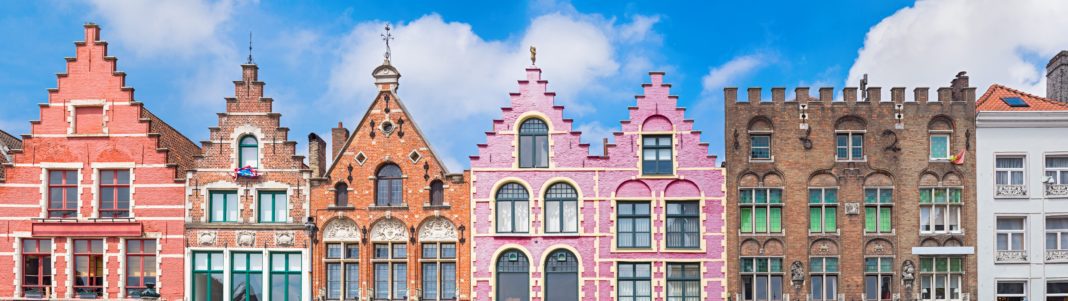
[308,59,471,301]
[183,60,313,300]
[0,24,199,299]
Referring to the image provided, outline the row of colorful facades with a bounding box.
[1,23,1068,301]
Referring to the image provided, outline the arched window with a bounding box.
[545,183,578,233]
[429,180,444,206]
[238,135,258,168]
[544,249,579,301]
[334,183,348,207]
[496,183,529,233]
[496,250,530,301]
[518,119,549,168]
[375,164,403,206]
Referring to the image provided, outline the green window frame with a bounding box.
[616,202,651,248]
[808,188,837,233]
[666,263,700,301]
[642,135,673,175]
[617,262,651,301]
[191,251,224,301]
[864,257,893,301]
[239,135,258,168]
[209,191,239,223]
[231,252,263,301]
[864,188,894,233]
[269,252,301,301]
[258,191,288,223]
[739,188,783,234]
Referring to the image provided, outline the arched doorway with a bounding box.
[544,249,579,301]
[496,249,529,301]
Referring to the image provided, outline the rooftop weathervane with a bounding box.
[381,24,394,62]
[247,32,254,64]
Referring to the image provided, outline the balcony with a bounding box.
[995,185,1027,198]
[1047,184,1068,197]
[994,250,1028,263]
[1047,249,1068,262]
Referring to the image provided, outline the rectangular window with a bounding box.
[1047,217,1068,251]
[209,191,239,222]
[996,217,1025,251]
[1049,281,1068,299]
[258,191,288,223]
[930,134,950,160]
[617,202,651,248]
[919,257,964,301]
[865,188,893,233]
[642,135,673,175]
[98,170,131,218]
[269,252,301,301]
[1047,156,1068,185]
[192,251,224,301]
[373,243,407,300]
[995,281,1025,301]
[231,252,263,301]
[21,239,52,298]
[125,240,157,298]
[739,188,783,234]
[809,257,838,301]
[740,257,783,301]
[74,106,103,134]
[835,132,864,161]
[73,239,104,298]
[750,135,771,160]
[617,262,651,301]
[666,263,700,301]
[326,243,359,300]
[864,257,893,301]
[808,188,837,233]
[48,170,78,218]
[421,242,456,300]
[996,157,1026,185]
[666,201,700,249]
[919,188,963,234]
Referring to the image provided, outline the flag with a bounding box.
[234,165,260,179]
[949,150,966,165]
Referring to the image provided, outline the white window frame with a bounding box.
[996,216,1026,251]
[919,187,963,234]
[929,133,951,161]
[1046,155,1068,185]
[918,257,964,301]
[995,280,1026,300]
[1049,280,1068,299]
[749,133,773,161]
[834,131,865,161]
[1048,216,1068,251]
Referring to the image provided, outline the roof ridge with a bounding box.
[980,84,1068,110]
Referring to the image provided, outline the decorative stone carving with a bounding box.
[844,203,860,215]
[995,250,1028,263]
[323,218,360,242]
[1048,184,1068,197]
[418,217,458,242]
[995,185,1027,197]
[275,231,295,246]
[1046,249,1068,262]
[371,218,408,241]
[236,231,256,247]
[198,231,217,246]
[790,261,804,289]
[901,260,915,290]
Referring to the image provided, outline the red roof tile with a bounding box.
[977,84,1068,112]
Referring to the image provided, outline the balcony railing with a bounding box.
[1047,184,1068,197]
[1047,249,1068,262]
[995,250,1028,263]
[995,185,1027,197]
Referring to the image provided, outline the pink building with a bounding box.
[469,65,726,301]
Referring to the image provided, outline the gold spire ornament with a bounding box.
[530,46,536,66]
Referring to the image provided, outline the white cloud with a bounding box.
[847,0,1068,95]
[84,0,240,58]
[697,53,768,109]
[576,121,614,156]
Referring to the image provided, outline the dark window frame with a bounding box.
[544,183,578,234]
[666,201,700,249]
[375,164,404,207]
[326,243,360,300]
[72,239,104,298]
[124,239,157,297]
[617,262,651,301]
[616,201,651,249]
[666,262,701,301]
[429,180,445,206]
[21,239,52,298]
[335,183,348,207]
[421,242,457,300]
[98,169,131,218]
[518,118,549,168]
[641,135,673,175]
[47,170,78,218]
[373,242,407,300]
[495,183,529,234]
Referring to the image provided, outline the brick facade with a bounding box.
[0,24,198,299]
[469,67,726,300]
[723,75,978,300]
[309,60,471,301]
[183,61,314,300]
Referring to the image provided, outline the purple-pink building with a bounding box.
[469,65,726,301]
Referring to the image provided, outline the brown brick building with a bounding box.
[183,60,314,300]
[723,74,978,300]
[308,59,470,301]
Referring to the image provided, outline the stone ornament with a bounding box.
[995,250,1028,262]
[843,203,860,215]
[236,231,256,247]
[1046,249,1068,262]
[790,261,804,289]
[902,260,915,290]
[198,231,217,246]
[275,231,295,246]
[371,218,408,242]
[323,218,361,242]
[419,217,458,242]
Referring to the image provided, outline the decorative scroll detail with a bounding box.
[798,127,812,150]
[995,250,1028,263]
[881,130,901,152]
[371,218,408,241]
[323,218,360,242]
[1046,250,1068,262]
[236,231,256,247]
[275,231,295,246]
[843,203,860,215]
[418,217,458,242]
[995,185,1028,197]
[198,231,217,246]
[1047,184,1068,197]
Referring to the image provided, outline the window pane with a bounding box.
[997,157,1024,168]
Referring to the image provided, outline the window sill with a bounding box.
[835,158,867,163]
[863,231,896,236]
[423,205,451,210]
[369,205,409,210]
[327,206,356,211]
[88,217,134,222]
[748,157,774,163]
[808,230,841,236]
[639,174,677,179]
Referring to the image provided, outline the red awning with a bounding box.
[31,222,143,237]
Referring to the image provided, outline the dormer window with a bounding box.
[518,118,549,168]
[239,135,258,168]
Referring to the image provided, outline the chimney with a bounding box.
[308,133,326,178]
[331,122,349,160]
[950,71,969,102]
[1048,51,1068,102]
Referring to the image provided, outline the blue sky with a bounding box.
[3,0,1066,171]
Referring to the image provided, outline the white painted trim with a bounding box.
[912,246,975,255]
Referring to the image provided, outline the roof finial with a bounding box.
[381,24,394,62]
[247,32,254,65]
[530,46,537,66]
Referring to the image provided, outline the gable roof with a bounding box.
[0,129,21,152]
[977,84,1068,112]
